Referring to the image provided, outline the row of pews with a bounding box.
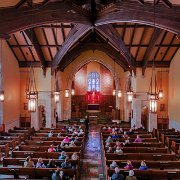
[153,128,180,155]
[0,125,86,179]
[101,126,180,180]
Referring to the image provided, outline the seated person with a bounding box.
[126,170,137,180]
[63,136,70,144]
[123,131,129,138]
[110,161,119,169]
[48,144,56,152]
[111,167,124,180]
[61,157,72,169]
[124,160,134,170]
[73,129,79,135]
[107,127,112,133]
[51,168,64,180]
[74,136,79,143]
[46,159,57,168]
[106,146,113,153]
[123,137,131,146]
[58,151,68,160]
[24,156,34,168]
[36,158,46,168]
[139,160,148,170]
[134,135,142,143]
[114,141,122,148]
[114,146,123,155]
[127,128,134,135]
[105,136,113,143]
[60,141,65,148]
[105,142,111,149]
[48,130,53,138]
[78,129,84,136]
[118,128,123,133]
[71,152,79,160]
[69,140,76,147]
[57,132,61,138]
[56,144,63,152]
[111,132,120,139]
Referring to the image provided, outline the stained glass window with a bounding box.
[88,72,100,92]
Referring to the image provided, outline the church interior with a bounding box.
[0,0,180,179]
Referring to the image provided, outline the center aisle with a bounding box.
[81,125,105,180]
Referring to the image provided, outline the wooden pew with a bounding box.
[30,136,83,142]
[102,134,152,138]
[103,137,158,142]
[172,139,180,154]
[25,140,82,146]
[18,145,82,152]
[0,143,9,157]
[12,151,80,159]
[106,160,180,169]
[106,147,168,153]
[105,153,176,161]
[0,167,76,179]
[105,142,164,148]
[107,169,180,180]
[34,133,84,137]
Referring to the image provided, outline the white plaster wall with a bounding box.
[1,40,20,131]
[168,49,180,131]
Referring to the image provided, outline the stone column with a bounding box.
[148,112,157,132]
[131,98,141,128]
[31,91,54,130]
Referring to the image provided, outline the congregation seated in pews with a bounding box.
[0,124,86,179]
[101,126,180,180]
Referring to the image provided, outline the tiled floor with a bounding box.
[81,125,106,180]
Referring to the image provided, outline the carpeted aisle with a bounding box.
[81,125,105,180]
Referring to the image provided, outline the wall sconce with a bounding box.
[127,91,133,102]
[54,91,60,103]
[0,91,4,102]
[65,89,70,98]
[117,90,122,98]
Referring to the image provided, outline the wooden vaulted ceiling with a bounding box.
[0,0,179,75]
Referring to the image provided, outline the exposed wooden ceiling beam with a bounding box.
[136,61,170,68]
[142,28,162,75]
[19,61,52,67]
[52,24,92,69]
[15,0,28,9]
[24,28,47,76]
[162,0,172,8]
[137,0,144,5]
[15,0,33,9]
[96,1,180,34]
[0,2,91,38]
[58,42,129,71]
[95,24,136,73]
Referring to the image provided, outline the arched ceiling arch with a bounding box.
[0,1,179,39]
[0,0,179,76]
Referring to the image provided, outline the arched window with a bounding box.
[88,71,100,92]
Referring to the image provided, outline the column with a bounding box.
[148,112,157,132]
[131,98,141,128]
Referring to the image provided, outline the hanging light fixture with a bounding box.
[117,78,122,98]
[54,79,60,103]
[112,59,116,96]
[26,67,38,112]
[71,80,75,96]
[158,52,163,99]
[148,0,159,113]
[0,40,4,102]
[26,29,38,112]
[127,76,133,102]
